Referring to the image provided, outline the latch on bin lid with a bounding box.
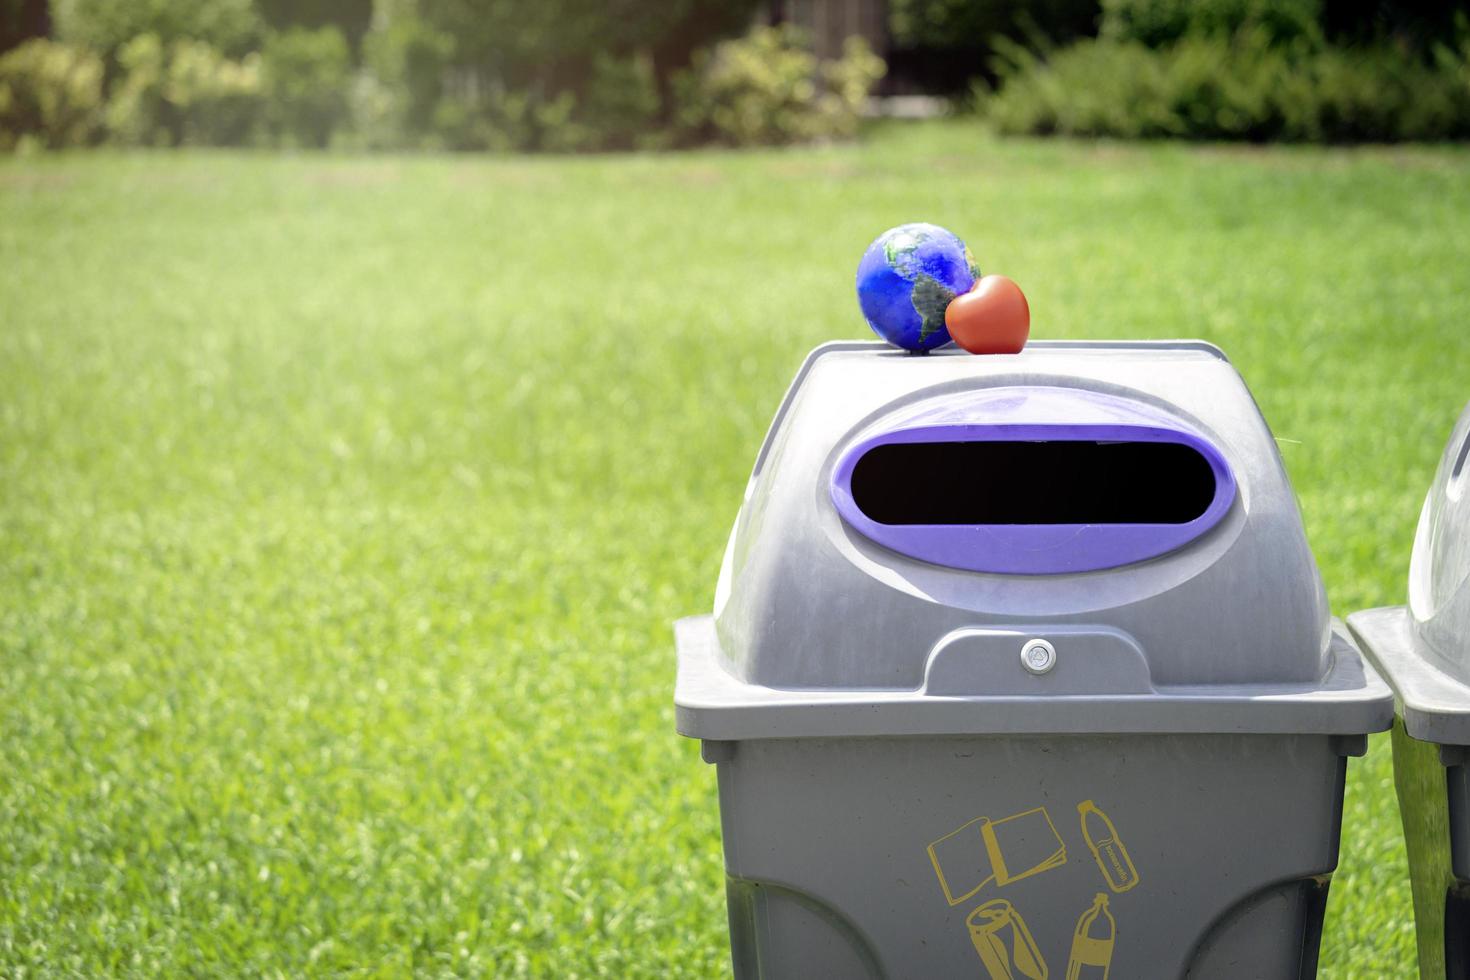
[924,625,1153,696]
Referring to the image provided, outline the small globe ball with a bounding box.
[856,223,979,352]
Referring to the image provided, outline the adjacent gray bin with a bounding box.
[676,340,1394,979]
[1348,400,1470,980]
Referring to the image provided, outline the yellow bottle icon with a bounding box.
[1077,800,1139,893]
[968,899,1049,980]
[1066,893,1116,980]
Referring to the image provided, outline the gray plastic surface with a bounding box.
[1348,400,1470,745]
[718,342,1332,691]
[677,615,1389,739]
[1346,401,1470,980]
[683,341,1393,739]
[710,732,1349,978]
[1348,608,1470,746]
[678,341,1393,978]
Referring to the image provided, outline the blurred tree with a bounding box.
[1321,0,1470,57]
[52,0,264,57]
[1,0,49,55]
[1099,0,1324,46]
[358,14,452,144]
[409,0,760,95]
[261,25,349,146]
[580,51,662,149]
[886,0,1102,92]
[892,0,1470,95]
[255,0,374,55]
[1100,0,1470,55]
[892,0,1099,49]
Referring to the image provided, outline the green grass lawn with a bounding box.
[2,121,1468,975]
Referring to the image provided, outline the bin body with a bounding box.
[1348,400,1470,980]
[679,341,1393,979]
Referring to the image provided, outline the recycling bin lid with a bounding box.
[1349,400,1470,746]
[678,341,1394,741]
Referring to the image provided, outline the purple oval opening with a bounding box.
[830,389,1237,574]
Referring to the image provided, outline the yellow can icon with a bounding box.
[968,899,1049,980]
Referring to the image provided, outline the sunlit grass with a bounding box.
[3,124,1468,974]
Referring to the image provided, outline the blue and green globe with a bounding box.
[856,223,980,352]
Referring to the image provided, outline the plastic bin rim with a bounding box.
[675,615,1394,741]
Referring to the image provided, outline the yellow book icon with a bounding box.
[927,806,1067,906]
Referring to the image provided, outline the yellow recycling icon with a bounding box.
[1066,893,1116,979]
[927,806,1067,906]
[969,899,1049,980]
[1077,800,1139,894]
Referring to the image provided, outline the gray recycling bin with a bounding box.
[675,340,1394,979]
[1348,400,1470,980]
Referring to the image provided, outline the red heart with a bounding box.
[945,275,1030,354]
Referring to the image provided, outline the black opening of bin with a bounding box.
[849,440,1218,526]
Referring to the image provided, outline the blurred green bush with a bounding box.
[255,0,372,53]
[261,26,350,147]
[674,26,884,146]
[581,52,663,151]
[351,34,662,152]
[887,0,1101,92]
[14,0,1470,149]
[107,34,263,146]
[2,0,884,151]
[1099,0,1323,47]
[0,38,103,149]
[352,14,452,148]
[53,0,262,57]
[409,0,758,93]
[983,28,1470,141]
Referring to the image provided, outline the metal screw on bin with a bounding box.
[1021,638,1056,675]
